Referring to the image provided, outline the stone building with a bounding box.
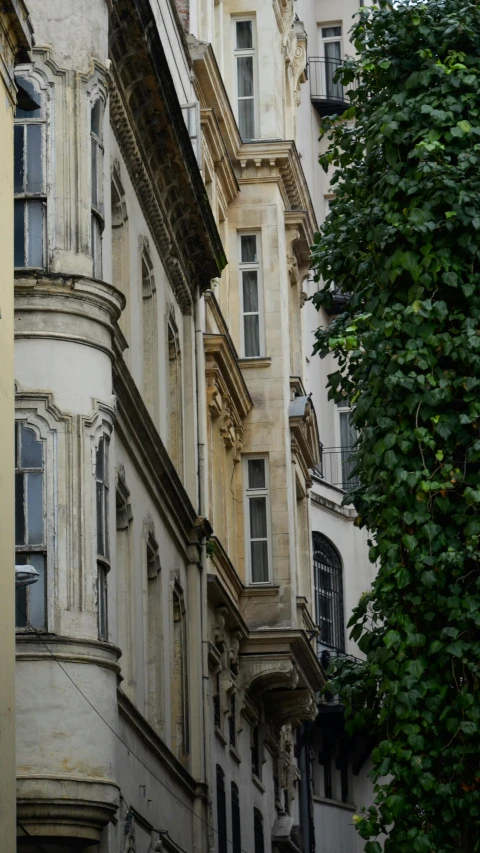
[11,0,376,852]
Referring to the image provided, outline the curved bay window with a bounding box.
[312,532,345,652]
[91,99,104,278]
[15,423,46,629]
[14,74,45,269]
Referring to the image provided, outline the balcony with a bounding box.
[313,446,359,492]
[309,57,354,118]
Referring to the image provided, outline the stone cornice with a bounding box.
[109,0,226,308]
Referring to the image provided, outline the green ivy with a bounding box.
[311,2,480,850]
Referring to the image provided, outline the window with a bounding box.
[228,691,236,747]
[168,321,184,476]
[321,737,333,800]
[239,234,263,358]
[141,242,159,423]
[231,783,241,853]
[213,673,221,729]
[15,423,46,629]
[91,99,104,279]
[234,19,256,140]
[111,162,130,343]
[146,524,163,732]
[14,75,45,269]
[251,724,261,778]
[313,533,344,652]
[337,398,359,489]
[320,25,343,100]
[172,583,189,761]
[253,809,264,853]
[244,457,271,584]
[216,766,228,853]
[96,436,109,640]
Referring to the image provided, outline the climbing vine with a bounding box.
[311,2,480,851]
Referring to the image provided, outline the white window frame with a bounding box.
[238,232,265,358]
[243,455,272,586]
[319,22,343,59]
[233,17,258,141]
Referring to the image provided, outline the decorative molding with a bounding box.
[289,395,321,486]
[265,688,317,730]
[239,654,299,695]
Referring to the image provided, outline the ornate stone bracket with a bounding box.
[239,654,299,696]
[265,688,317,730]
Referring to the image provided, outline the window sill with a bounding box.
[229,744,242,764]
[238,356,272,369]
[242,584,280,596]
[252,773,265,793]
[313,795,356,811]
[215,725,228,745]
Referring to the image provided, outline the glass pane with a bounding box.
[21,424,43,468]
[322,26,341,38]
[92,215,103,279]
[15,584,27,628]
[250,496,267,538]
[27,473,43,544]
[248,458,265,489]
[241,235,257,263]
[104,438,109,486]
[238,98,255,140]
[98,564,107,639]
[236,20,253,49]
[243,271,258,312]
[104,488,109,560]
[14,200,25,267]
[244,314,260,357]
[251,540,268,583]
[96,438,104,480]
[27,125,42,193]
[14,125,24,193]
[15,76,41,119]
[91,142,98,207]
[27,200,44,267]
[339,411,357,450]
[29,553,46,628]
[237,57,253,98]
[96,482,104,556]
[325,40,342,63]
[91,100,102,138]
[15,472,25,545]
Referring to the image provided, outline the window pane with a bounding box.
[97,482,104,556]
[104,488,109,560]
[29,553,46,628]
[325,40,342,63]
[96,437,104,480]
[322,26,341,38]
[21,424,43,468]
[92,215,103,279]
[241,235,257,263]
[15,472,25,545]
[244,314,260,357]
[15,76,41,119]
[98,563,107,639]
[243,271,258,312]
[27,200,44,267]
[91,100,102,138]
[236,20,253,49]
[26,125,42,193]
[14,200,25,267]
[14,126,24,193]
[238,98,255,140]
[248,458,265,489]
[237,57,253,98]
[15,584,27,628]
[251,542,268,583]
[27,473,44,544]
[250,496,267,539]
[91,142,98,208]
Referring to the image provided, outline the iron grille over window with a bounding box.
[231,783,241,853]
[15,423,46,628]
[313,532,345,652]
[216,766,227,853]
[253,809,264,853]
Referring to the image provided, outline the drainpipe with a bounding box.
[194,287,214,852]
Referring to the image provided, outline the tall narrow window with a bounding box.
[231,783,241,853]
[228,691,236,747]
[14,75,45,269]
[337,399,359,489]
[91,99,104,279]
[141,243,159,422]
[96,437,109,640]
[216,766,228,853]
[111,162,130,343]
[168,322,184,476]
[321,25,343,100]
[234,19,256,140]
[15,423,46,629]
[146,525,163,732]
[254,809,264,853]
[313,533,344,652]
[239,234,263,358]
[172,584,189,761]
[251,724,261,778]
[244,457,271,584]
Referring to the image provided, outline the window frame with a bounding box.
[238,232,265,359]
[253,808,264,853]
[231,782,241,853]
[243,455,272,586]
[312,532,345,653]
[233,17,258,141]
[216,765,228,853]
[90,97,105,280]
[96,434,110,641]
[14,73,46,270]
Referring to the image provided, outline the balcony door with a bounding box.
[319,26,343,100]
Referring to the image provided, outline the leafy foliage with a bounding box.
[311,2,480,850]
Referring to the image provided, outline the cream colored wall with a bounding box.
[0,40,16,853]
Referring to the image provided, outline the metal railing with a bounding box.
[314,446,359,491]
[309,57,356,114]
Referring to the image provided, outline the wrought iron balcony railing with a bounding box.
[313,446,359,491]
[309,57,356,118]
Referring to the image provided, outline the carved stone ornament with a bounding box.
[239,654,299,695]
[265,688,317,730]
[214,605,228,652]
[121,812,136,853]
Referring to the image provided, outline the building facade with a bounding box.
[11,1,375,853]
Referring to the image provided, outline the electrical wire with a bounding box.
[15,611,252,853]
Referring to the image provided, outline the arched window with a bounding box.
[253,808,264,853]
[15,422,46,628]
[216,766,227,853]
[312,532,345,652]
[14,74,46,269]
[91,98,104,278]
[231,783,241,853]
